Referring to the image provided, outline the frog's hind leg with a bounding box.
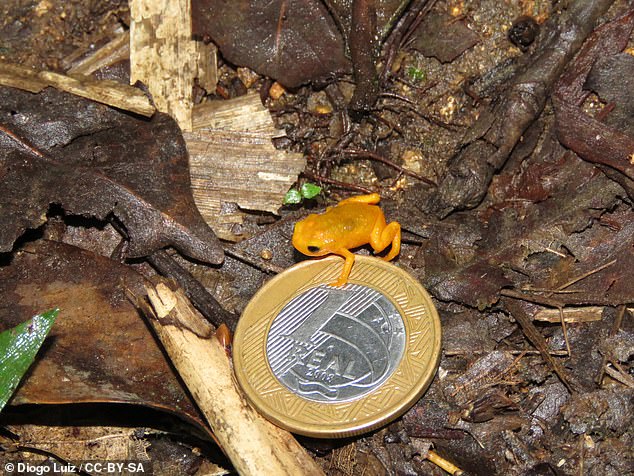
[337,193,381,206]
[370,221,401,262]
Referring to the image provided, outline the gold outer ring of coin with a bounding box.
[233,255,442,438]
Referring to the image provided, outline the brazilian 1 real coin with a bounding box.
[233,255,442,438]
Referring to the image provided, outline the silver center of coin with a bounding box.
[266,284,406,403]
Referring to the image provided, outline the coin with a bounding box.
[233,255,442,438]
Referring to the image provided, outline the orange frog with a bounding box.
[292,193,401,286]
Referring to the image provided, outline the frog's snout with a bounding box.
[292,219,325,257]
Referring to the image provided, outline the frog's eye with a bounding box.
[307,245,321,253]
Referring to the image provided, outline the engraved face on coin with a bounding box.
[233,256,441,438]
[266,284,406,402]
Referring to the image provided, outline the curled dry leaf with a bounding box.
[0,86,223,264]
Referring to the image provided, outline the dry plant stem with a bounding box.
[349,0,379,115]
[66,31,130,75]
[147,250,239,331]
[0,62,154,117]
[381,0,437,82]
[426,450,464,475]
[224,247,285,275]
[554,259,617,293]
[145,283,325,476]
[0,124,46,159]
[604,363,634,388]
[500,289,564,308]
[533,306,603,323]
[444,349,569,356]
[302,170,374,193]
[503,298,577,393]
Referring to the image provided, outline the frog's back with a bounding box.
[327,202,382,246]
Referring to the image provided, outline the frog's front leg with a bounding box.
[330,248,356,286]
[370,221,401,262]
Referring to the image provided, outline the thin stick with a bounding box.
[0,124,47,159]
[426,450,464,475]
[500,289,564,308]
[147,249,239,331]
[224,247,285,275]
[444,349,570,356]
[302,170,375,194]
[555,259,617,292]
[503,297,577,393]
[605,362,634,388]
[343,148,437,186]
[559,306,571,358]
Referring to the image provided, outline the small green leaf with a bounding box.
[283,189,302,204]
[407,66,426,82]
[300,183,322,199]
[0,309,58,412]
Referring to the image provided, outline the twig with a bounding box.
[302,170,374,194]
[223,247,285,275]
[348,0,379,115]
[381,0,437,83]
[500,289,564,308]
[147,249,239,331]
[379,91,416,105]
[502,297,578,393]
[343,148,437,186]
[425,450,464,475]
[515,258,619,358]
[604,362,634,388]
[380,102,462,131]
[444,349,570,357]
[0,124,47,159]
[554,259,617,292]
[559,306,571,358]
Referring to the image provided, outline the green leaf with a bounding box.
[0,309,58,412]
[300,182,322,199]
[283,189,303,204]
[407,65,426,82]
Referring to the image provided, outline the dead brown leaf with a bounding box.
[0,87,223,264]
[0,240,206,433]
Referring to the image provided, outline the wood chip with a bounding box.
[185,92,305,241]
[129,0,218,130]
[533,306,604,323]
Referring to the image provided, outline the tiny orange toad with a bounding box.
[292,193,401,286]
